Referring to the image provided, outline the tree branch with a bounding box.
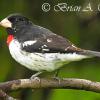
[0,78,100,93]
[0,89,17,100]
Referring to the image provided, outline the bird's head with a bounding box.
[0,14,33,45]
[0,14,32,34]
[0,14,32,28]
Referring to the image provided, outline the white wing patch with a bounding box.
[23,40,37,47]
[47,38,52,42]
[41,45,49,51]
[42,48,49,51]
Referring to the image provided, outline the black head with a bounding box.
[0,13,32,29]
[0,14,33,35]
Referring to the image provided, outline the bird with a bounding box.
[0,13,100,78]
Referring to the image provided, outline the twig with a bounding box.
[0,89,17,100]
[0,78,100,93]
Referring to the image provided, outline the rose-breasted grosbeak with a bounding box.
[0,14,100,77]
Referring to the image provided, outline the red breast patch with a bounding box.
[7,35,14,46]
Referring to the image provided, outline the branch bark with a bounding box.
[0,89,17,100]
[0,78,100,93]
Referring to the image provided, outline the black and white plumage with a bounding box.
[0,14,100,76]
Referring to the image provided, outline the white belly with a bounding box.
[9,40,87,72]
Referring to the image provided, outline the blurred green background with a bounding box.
[0,0,100,100]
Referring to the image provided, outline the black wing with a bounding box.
[20,25,82,53]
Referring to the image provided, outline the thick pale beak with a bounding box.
[0,18,12,28]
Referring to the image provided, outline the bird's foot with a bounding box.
[30,76,40,82]
[30,75,40,83]
[30,72,42,92]
[30,76,40,92]
[30,72,42,82]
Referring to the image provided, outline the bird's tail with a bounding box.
[79,49,100,57]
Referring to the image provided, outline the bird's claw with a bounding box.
[30,76,41,83]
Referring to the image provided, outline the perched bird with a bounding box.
[0,14,100,78]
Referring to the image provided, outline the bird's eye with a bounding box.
[9,17,15,22]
